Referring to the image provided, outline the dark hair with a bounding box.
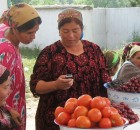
[58,17,83,30]
[0,69,10,84]
[16,17,42,32]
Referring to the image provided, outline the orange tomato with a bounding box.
[68,118,76,127]
[110,107,119,115]
[110,113,124,126]
[65,98,78,105]
[76,116,91,128]
[56,111,70,125]
[90,96,107,110]
[103,97,111,107]
[101,106,112,118]
[88,108,102,122]
[77,94,92,108]
[99,118,112,128]
[64,102,77,114]
[54,106,64,118]
[74,106,88,118]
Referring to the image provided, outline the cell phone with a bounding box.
[65,74,73,79]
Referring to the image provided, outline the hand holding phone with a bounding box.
[65,74,73,79]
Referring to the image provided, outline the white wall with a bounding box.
[2,5,139,50]
[0,1,8,16]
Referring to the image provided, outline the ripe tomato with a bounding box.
[54,106,64,118]
[110,113,124,126]
[76,116,91,128]
[77,94,92,108]
[110,107,119,115]
[99,118,112,128]
[101,106,112,118]
[64,102,77,114]
[56,111,70,125]
[74,106,88,118]
[90,96,107,110]
[65,98,78,105]
[88,108,102,122]
[68,118,76,127]
[103,97,111,107]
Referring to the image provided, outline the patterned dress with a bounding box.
[0,106,17,130]
[0,24,26,130]
[30,40,111,130]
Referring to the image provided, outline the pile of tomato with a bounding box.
[54,94,125,129]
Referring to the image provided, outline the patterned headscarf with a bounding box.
[129,45,140,58]
[0,64,6,78]
[58,8,83,23]
[0,3,40,28]
[122,42,140,62]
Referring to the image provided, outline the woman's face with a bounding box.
[59,21,82,47]
[131,51,140,69]
[13,24,39,44]
[0,76,11,106]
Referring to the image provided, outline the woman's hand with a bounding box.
[9,108,22,126]
[55,75,74,90]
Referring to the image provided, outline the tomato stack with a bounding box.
[54,95,125,129]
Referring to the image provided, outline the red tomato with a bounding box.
[64,102,77,114]
[56,111,70,125]
[101,106,112,118]
[77,94,92,107]
[68,118,76,127]
[54,106,64,118]
[76,116,91,128]
[90,96,107,110]
[110,113,124,126]
[99,118,112,128]
[65,98,78,105]
[74,106,88,118]
[88,108,102,122]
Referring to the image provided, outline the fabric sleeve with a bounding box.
[0,43,16,73]
[30,46,52,97]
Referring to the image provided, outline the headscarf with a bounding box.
[129,45,140,59]
[0,3,40,28]
[122,42,140,62]
[104,51,120,69]
[58,8,83,23]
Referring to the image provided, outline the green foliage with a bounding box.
[132,31,140,42]
[21,47,40,85]
[10,0,140,7]
[130,0,140,7]
[11,0,24,4]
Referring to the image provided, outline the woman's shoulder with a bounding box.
[0,42,16,54]
[82,40,100,48]
[41,40,62,52]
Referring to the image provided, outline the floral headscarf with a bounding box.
[0,3,40,28]
[122,42,140,63]
[129,45,140,58]
[58,8,83,23]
